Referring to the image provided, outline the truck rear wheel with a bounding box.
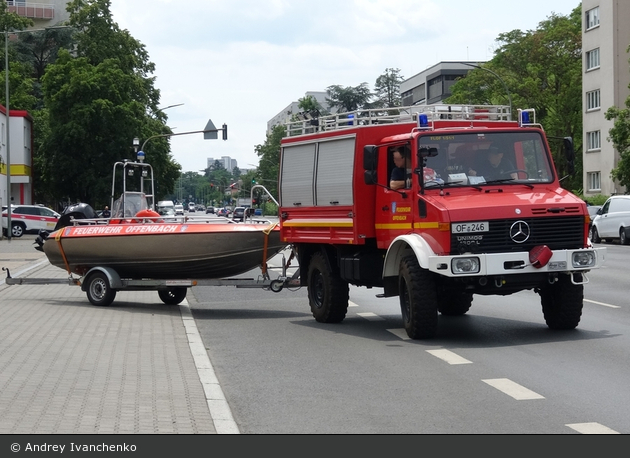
[399,256,438,339]
[539,274,583,330]
[86,271,116,306]
[307,251,349,323]
[158,287,187,305]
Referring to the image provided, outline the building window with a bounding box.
[586,48,600,71]
[587,131,601,151]
[586,89,601,111]
[586,7,600,30]
[587,172,601,192]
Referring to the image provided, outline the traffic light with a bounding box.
[222,124,228,141]
[252,178,257,185]
[210,183,214,189]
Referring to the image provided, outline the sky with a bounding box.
[109,0,580,174]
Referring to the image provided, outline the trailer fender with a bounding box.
[383,234,436,278]
[80,266,123,291]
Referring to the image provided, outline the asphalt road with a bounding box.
[188,242,629,434]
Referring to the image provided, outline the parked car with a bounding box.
[174,204,184,216]
[590,195,630,244]
[232,207,246,222]
[2,204,60,238]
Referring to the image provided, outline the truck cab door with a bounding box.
[373,145,415,249]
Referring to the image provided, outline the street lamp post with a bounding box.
[3,25,71,241]
[459,62,512,119]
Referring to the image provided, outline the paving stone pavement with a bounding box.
[0,235,224,434]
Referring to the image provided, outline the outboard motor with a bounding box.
[35,203,98,252]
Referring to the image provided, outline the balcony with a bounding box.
[7,2,55,20]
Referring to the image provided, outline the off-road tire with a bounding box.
[307,251,349,323]
[86,272,116,307]
[539,273,583,330]
[438,286,473,316]
[158,287,187,305]
[399,256,439,339]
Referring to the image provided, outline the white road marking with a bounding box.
[180,300,240,434]
[584,299,621,309]
[357,312,385,321]
[566,422,620,434]
[482,378,545,400]
[348,301,359,307]
[427,349,473,365]
[387,328,411,340]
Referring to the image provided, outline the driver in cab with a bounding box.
[468,146,518,181]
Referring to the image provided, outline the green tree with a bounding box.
[373,67,403,108]
[447,6,583,191]
[326,82,372,112]
[605,96,630,190]
[253,124,285,200]
[37,0,180,206]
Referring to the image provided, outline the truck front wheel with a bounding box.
[399,256,438,339]
[438,286,473,316]
[307,251,349,323]
[539,274,583,330]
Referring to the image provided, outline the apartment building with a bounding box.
[5,0,70,27]
[582,0,630,197]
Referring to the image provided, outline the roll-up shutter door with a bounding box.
[280,143,316,207]
[315,137,355,206]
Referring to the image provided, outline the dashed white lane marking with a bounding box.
[387,328,411,340]
[566,422,620,434]
[180,300,240,434]
[357,312,385,321]
[427,349,473,365]
[349,301,359,307]
[584,299,621,309]
[482,378,545,400]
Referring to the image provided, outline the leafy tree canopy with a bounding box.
[446,5,583,191]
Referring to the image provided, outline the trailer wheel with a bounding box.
[399,256,438,339]
[438,287,473,316]
[158,287,187,305]
[86,272,116,306]
[539,274,583,330]
[307,251,349,323]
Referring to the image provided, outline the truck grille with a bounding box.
[450,216,584,254]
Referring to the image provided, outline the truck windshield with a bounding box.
[419,131,554,187]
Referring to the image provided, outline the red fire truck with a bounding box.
[279,104,606,339]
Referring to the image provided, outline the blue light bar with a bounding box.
[520,111,531,126]
[418,114,429,128]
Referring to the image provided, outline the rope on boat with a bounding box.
[260,222,280,277]
[54,229,72,275]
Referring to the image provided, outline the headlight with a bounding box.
[572,251,595,268]
[452,257,481,274]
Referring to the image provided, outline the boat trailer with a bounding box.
[2,250,301,307]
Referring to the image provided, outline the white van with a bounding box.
[156,200,175,215]
[590,195,630,245]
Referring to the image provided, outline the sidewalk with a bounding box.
[0,235,235,434]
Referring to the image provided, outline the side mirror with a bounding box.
[363,145,378,171]
[563,137,575,175]
[418,147,438,160]
[364,170,378,185]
